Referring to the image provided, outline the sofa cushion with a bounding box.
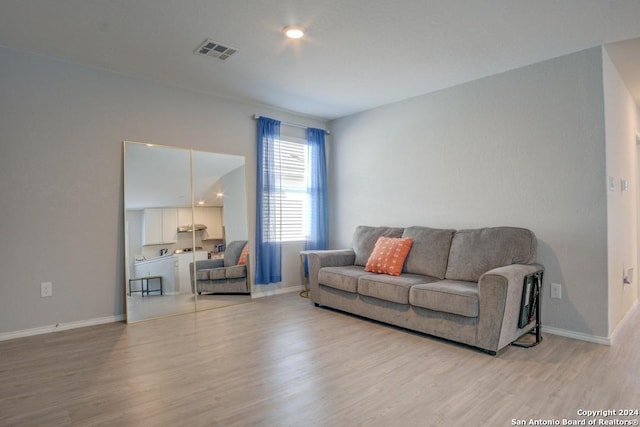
[209,268,227,281]
[352,226,404,266]
[196,269,211,281]
[445,227,537,282]
[224,240,249,267]
[364,237,413,276]
[358,273,435,304]
[319,265,373,293]
[409,280,479,318]
[237,244,249,265]
[402,226,455,279]
[226,265,247,279]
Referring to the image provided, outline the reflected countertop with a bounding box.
[135,249,208,265]
[134,253,174,265]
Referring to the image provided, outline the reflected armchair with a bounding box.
[190,240,250,294]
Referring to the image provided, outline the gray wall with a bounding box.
[328,48,610,338]
[0,45,325,335]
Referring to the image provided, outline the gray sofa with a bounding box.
[308,226,543,354]
[190,240,250,294]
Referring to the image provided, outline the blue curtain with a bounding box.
[255,117,282,284]
[305,127,329,251]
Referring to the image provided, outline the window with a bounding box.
[263,137,308,242]
[255,116,327,285]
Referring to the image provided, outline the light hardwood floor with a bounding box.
[1,292,639,427]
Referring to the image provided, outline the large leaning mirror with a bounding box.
[124,141,251,323]
[191,149,250,312]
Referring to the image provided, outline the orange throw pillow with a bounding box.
[238,244,249,265]
[364,237,413,276]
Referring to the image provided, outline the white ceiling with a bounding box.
[1,1,640,120]
[125,142,245,210]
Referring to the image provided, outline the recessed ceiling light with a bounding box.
[283,25,305,39]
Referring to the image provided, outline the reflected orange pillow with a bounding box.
[364,237,413,276]
[238,244,249,265]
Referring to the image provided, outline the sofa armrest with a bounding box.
[476,263,544,353]
[245,255,251,293]
[307,249,356,304]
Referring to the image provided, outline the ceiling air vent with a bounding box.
[194,39,238,61]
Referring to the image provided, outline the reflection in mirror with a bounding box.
[191,150,251,311]
[124,142,194,322]
[124,141,251,323]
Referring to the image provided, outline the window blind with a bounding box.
[262,138,308,242]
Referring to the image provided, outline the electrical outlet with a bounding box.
[551,283,562,299]
[41,282,53,297]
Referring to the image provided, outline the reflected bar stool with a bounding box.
[129,276,163,297]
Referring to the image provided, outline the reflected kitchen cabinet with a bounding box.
[174,251,208,294]
[133,255,176,294]
[195,206,223,240]
[178,206,222,239]
[142,207,178,245]
[177,207,193,229]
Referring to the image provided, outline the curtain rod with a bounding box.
[252,114,330,135]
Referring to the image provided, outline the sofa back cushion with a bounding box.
[224,240,249,267]
[402,226,455,279]
[353,226,404,266]
[445,227,537,282]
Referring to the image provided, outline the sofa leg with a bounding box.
[484,349,497,356]
[314,303,320,307]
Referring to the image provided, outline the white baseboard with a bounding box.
[543,299,640,346]
[542,325,611,346]
[251,285,300,299]
[1,287,302,341]
[0,314,126,342]
[609,299,639,345]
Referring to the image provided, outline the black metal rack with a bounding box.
[512,270,543,348]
